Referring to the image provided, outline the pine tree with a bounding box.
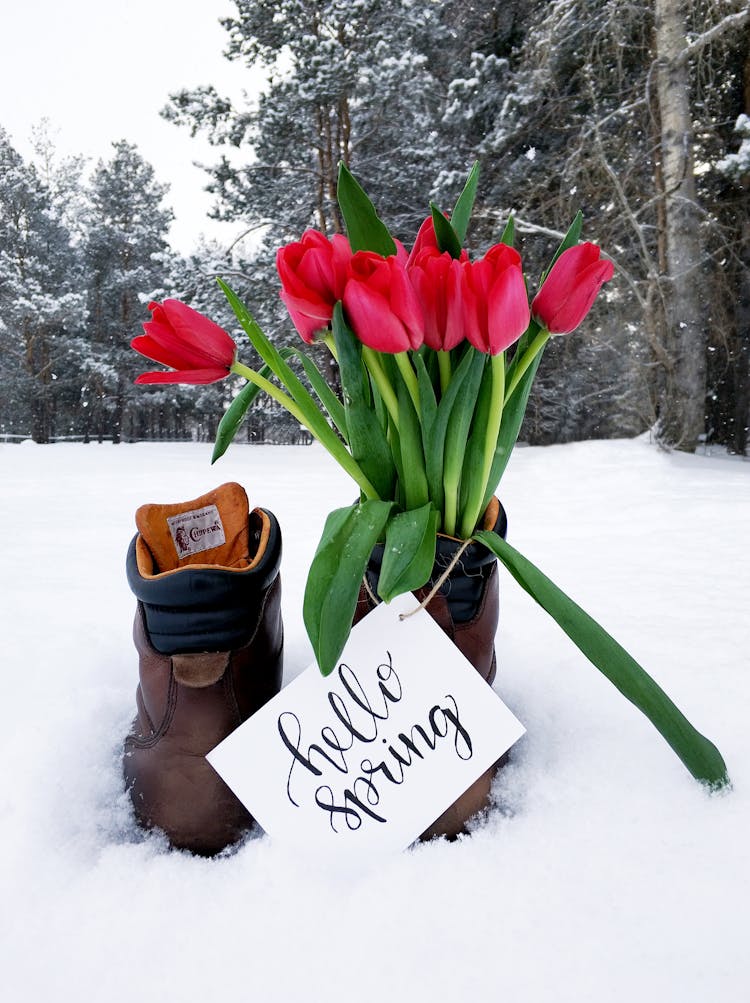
[82,141,174,442]
[163,1,446,246]
[0,128,85,442]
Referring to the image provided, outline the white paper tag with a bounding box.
[208,593,525,857]
[167,504,226,559]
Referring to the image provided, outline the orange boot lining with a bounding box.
[134,482,270,579]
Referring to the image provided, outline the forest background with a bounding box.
[2,0,749,454]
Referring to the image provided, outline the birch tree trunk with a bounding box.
[733,48,750,456]
[654,0,708,449]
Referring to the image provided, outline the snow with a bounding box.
[717,113,750,180]
[2,437,749,1001]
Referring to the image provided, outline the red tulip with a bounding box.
[407,216,468,268]
[408,247,466,352]
[132,300,236,384]
[343,251,424,353]
[276,230,352,343]
[462,243,530,355]
[532,243,614,334]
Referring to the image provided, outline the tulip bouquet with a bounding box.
[133,163,728,790]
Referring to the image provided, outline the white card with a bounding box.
[208,593,525,856]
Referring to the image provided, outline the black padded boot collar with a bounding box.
[126,507,282,654]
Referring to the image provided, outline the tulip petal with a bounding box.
[407,217,438,267]
[532,243,613,334]
[461,271,485,352]
[136,325,217,370]
[547,260,614,334]
[131,334,188,370]
[278,287,332,320]
[135,367,230,385]
[159,299,236,367]
[280,295,331,344]
[487,265,530,355]
[389,263,424,349]
[276,230,352,342]
[443,258,467,351]
[343,279,412,353]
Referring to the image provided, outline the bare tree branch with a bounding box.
[677,6,750,66]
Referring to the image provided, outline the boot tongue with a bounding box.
[135,482,251,573]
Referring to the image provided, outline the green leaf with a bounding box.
[481,323,545,509]
[499,215,515,247]
[219,278,338,447]
[474,530,730,789]
[450,161,480,243]
[304,500,394,676]
[287,348,348,442]
[395,369,429,511]
[424,346,483,513]
[332,303,396,499]
[337,163,397,256]
[211,347,297,462]
[378,504,439,603]
[387,416,407,512]
[413,351,437,447]
[458,356,496,514]
[442,348,487,516]
[430,202,462,259]
[212,379,264,464]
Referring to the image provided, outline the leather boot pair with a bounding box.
[123,485,504,853]
[353,498,508,840]
[123,483,282,855]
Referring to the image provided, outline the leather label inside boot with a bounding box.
[166,504,226,559]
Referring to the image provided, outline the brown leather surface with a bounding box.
[172,651,230,688]
[123,575,283,855]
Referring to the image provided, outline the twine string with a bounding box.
[362,573,379,606]
[361,537,474,621]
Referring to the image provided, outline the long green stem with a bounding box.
[443,469,459,536]
[231,361,380,500]
[395,352,420,418]
[459,351,505,539]
[505,329,550,405]
[361,347,400,429]
[437,350,451,396]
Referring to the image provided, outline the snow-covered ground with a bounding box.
[2,437,748,1001]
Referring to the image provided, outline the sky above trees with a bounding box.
[0,0,260,252]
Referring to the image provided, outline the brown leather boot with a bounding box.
[123,483,283,855]
[353,498,507,841]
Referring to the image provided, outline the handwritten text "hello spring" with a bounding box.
[277,653,473,833]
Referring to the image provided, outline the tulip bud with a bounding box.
[462,244,530,355]
[132,300,236,384]
[408,247,466,352]
[532,243,614,335]
[276,230,352,343]
[343,252,424,353]
[407,216,468,268]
